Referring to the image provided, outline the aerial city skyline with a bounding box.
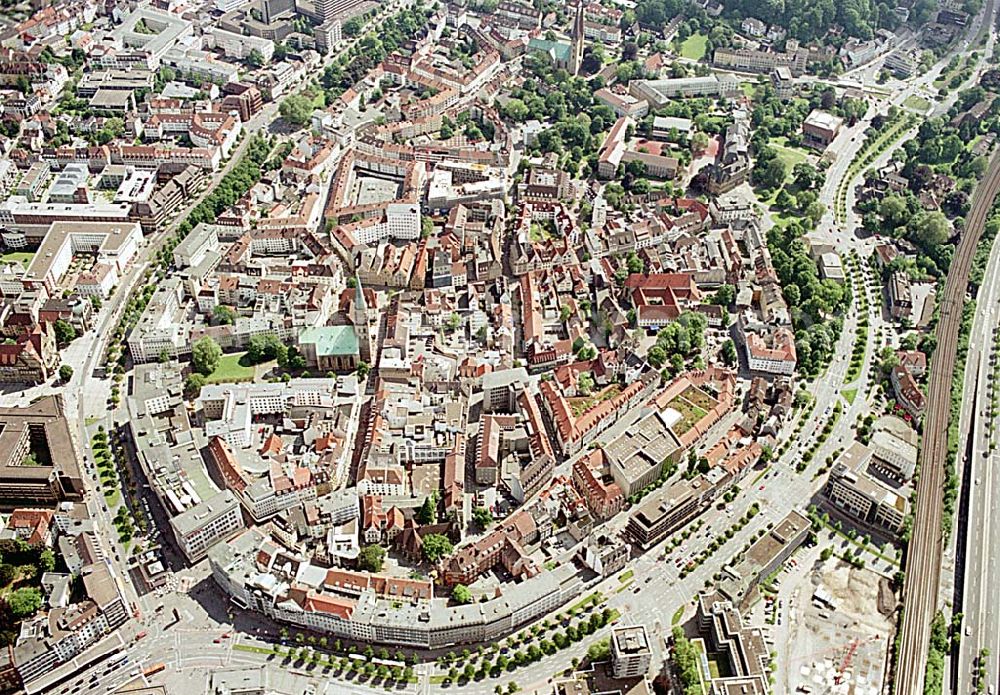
[0,0,995,692]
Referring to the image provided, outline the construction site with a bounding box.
[768,544,896,694]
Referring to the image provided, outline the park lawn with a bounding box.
[206,352,256,384]
[0,251,34,266]
[618,569,634,583]
[771,142,810,180]
[903,94,931,113]
[680,33,708,60]
[769,210,798,229]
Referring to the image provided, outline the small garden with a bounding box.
[0,539,59,646]
[667,386,717,435]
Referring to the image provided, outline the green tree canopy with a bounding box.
[53,319,77,346]
[184,373,206,398]
[247,49,265,68]
[280,94,314,126]
[416,493,438,524]
[358,544,385,572]
[7,587,42,618]
[192,336,222,376]
[471,506,492,528]
[213,305,236,325]
[421,533,454,564]
[246,334,287,365]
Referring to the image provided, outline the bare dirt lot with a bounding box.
[779,555,894,694]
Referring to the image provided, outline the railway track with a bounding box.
[894,149,1000,695]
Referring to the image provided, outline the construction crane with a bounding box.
[834,635,879,685]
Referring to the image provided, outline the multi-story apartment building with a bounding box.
[12,162,50,202]
[578,533,629,577]
[0,324,58,385]
[571,454,625,521]
[737,316,797,376]
[207,437,317,523]
[610,625,652,678]
[209,527,583,649]
[712,46,808,76]
[13,563,129,685]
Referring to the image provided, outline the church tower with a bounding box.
[352,274,372,365]
[570,0,585,77]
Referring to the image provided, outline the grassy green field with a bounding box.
[0,251,34,266]
[206,352,256,384]
[903,94,931,112]
[568,591,602,613]
[842,387,858,405]
[771,141,810,178]
[934,56,969,89]
[680,33,708,60]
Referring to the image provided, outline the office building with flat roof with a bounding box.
[605,409,683,497]
[0,396,83,507]
[629,75,742,106]
[626,475,714,548]
[823,442,908,536]
[717,509,810,609]
[20,221,141,298]
[695,593,770,695]
[170,489,245,562]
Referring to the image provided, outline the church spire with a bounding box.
[570,0,585,77]
[352,274,372,365]
[353,273,367,317]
